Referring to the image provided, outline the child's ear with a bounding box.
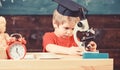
[52,20,58,28]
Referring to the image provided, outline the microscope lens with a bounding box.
[77,22,83,27]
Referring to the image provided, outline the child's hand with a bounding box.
[67,46,84,55]
[86,41,97,52]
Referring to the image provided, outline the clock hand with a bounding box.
[16,48,20,56]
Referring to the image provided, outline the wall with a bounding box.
[5,15,53,52]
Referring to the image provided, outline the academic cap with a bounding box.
[52,0,88,17]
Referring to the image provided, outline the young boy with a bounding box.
[42,0,97,55]
[0,16,10,59]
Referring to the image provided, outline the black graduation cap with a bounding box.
[52,0,88,17]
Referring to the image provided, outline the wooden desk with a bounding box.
[0,52,113,70]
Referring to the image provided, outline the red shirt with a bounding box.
[42,32,78,52]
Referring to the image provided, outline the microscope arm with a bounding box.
[73,19,89,52]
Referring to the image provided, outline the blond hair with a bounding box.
[0,16,6,26]
[53,10,80,26]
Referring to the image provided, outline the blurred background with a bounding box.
[0,0,120,70]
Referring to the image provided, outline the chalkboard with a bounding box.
[0,0,120,15]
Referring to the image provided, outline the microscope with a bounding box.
[73,8,109,59]
[73,8,96,52]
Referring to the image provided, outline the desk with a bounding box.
[0,52,113,70]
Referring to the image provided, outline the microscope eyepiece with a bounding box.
[77,22,83,27]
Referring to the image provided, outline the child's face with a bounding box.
[55,22,76,38]
[0,17,6,33]
[0,25,6,33]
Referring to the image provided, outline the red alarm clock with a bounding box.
[6,33,27,60]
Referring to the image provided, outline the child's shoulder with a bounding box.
[4,33,9,36]
[2,33,10,39]
[44,32,54,35]
[0,33,9,36]
[44,32,56,37]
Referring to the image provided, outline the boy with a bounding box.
[0,16,10,59]
[42,0,97,55]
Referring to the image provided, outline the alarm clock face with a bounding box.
[8,43,26,59]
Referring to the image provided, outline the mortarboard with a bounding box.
[52,0,88,17]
